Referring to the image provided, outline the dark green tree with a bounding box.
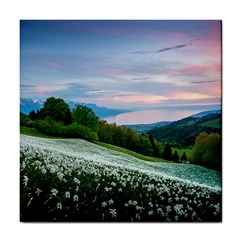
[163,143,172,160]
[149,135,160,157]
[29,110,37,121]
[72,104,99,132]
[173,150,179,162]
[39,97,72,125]
[181,152,187,161]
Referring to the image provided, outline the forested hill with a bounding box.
[148,113,221,148]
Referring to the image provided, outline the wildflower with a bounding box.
[111,182,116,187]
[56,202,62,210]
[65,191,71,199]
[73,177,80,185]
[108,199,114,205]
[148,210,154,216]
[35,188,42,196]
[50,188,58,197]
[23,175,28,187]
[157,208,164,216]
[41,167,47,175]
[118,188,122,192]
[136,205,144,212]
[135,213,141,220]
[109,209,117,218]
[101,202,107,208]
[73,195,79,202]
[148,202,153,208]
[174,204,183,213]
[166,206,171,213]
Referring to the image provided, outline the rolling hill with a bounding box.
[148,113,221,147]
[20,134,221,221]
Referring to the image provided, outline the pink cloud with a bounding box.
[41,60,63,69]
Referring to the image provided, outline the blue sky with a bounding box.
[20,20,221,110]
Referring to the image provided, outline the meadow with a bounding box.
[20,134,221,222]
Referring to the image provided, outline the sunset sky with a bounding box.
[20,20,221,111]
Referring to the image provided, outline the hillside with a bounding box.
[148,113,221,147]
[20,134,221,221]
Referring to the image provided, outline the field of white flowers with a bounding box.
[20,134,221,222]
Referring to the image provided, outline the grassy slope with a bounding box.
[20,126,173,164]
[199,118,221,128]
[96,141,173,164]
[20,126,60,138]
[172,147,191,160]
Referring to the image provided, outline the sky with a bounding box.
[20,20,221,111]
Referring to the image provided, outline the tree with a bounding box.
[173,150,179,162]
[191,131,221,170]
[149,135,160,157]
[39,97,72,125]
[163,143,172,160]
[29,110,37,121]
[72,104,99,132]
[181,152,187,161]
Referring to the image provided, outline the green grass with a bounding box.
[172,147,192,160]
[199,119,221,128]
[20,126,60,139]
[95,141,174,164]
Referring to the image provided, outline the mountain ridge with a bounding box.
[124,109,221,134]
[20,98,131,119]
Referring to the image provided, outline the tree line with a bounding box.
[20,97,164,157]
[20,97,221,170]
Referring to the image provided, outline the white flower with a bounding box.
[56,202,62,210]
[101,202,107,208]
[157,208,164,216]
[148,210,154,216]
[41,167,47,174]
[73,195,79,202]
[65,191,71,198]
[50,188,58,196]
[109,209,117,218]
[111,182,116,187]
[148,202,153,208]
[132,200,137,206]
[108,199,114,205]
[166,206,171,213]
[73,177,80,185]
[118,188,122,192]
[23,175,28,187]
[35,188,42,196]
[135,213,141,220]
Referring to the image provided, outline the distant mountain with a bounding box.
[20,98,131,118]
[148,112,221,147]
[123,121,172,134]
[123,110,221,134]
[190,109,221,118]
[20,99,44,114]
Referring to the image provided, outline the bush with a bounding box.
[33,119,98,141]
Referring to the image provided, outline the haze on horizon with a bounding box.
[20,20,222,115]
